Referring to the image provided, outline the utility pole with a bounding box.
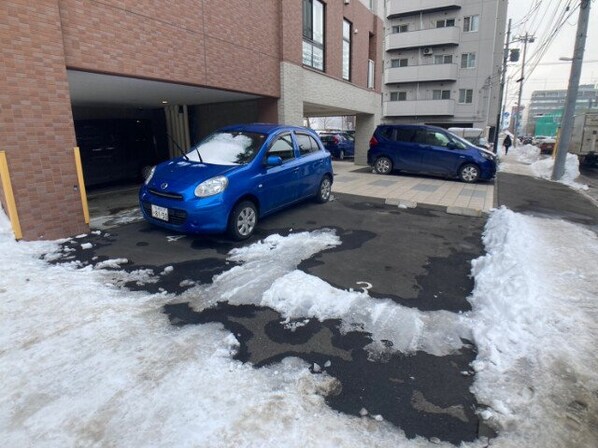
[493,18,512,153]
[512,33,535,146]
[553,0,592,180]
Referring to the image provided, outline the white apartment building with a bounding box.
[382,0,508,135]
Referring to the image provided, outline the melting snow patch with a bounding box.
[95,258,128,270]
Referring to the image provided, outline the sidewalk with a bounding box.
[332,161,495,216]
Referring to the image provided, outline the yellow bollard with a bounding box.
[73,147,90,225]
[0,151,23,240]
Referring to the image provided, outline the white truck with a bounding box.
[569,112,598,166]
[447,127,491,150]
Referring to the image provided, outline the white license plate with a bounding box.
[151,204,169,221]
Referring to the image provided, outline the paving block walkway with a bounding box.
[332,161,495,215]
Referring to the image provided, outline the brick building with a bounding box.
[1,0,382,240]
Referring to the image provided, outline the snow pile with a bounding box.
[468,207,598,447]
[510,144,541,164]
[531,153,588,190]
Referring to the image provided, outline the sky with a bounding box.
[504,0,598,111]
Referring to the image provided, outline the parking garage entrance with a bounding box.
[68,70,272,227]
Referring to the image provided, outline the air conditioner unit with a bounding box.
[422,48,433,56]
[344,0,350,4]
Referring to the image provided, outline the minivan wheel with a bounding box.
[375,156,393,175]
[315,175,332,203]
[228,201,257,240]
[459,164,480,183]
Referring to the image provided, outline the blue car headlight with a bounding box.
[194,176,229,197]
[479,150,495,161]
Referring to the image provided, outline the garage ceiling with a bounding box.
[68,70,261,108]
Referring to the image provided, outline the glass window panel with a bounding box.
[313,0,324,44]
[312,46,324,70]
[303,41,312,66]
[343,20,351,40]
[343,40,350,79]
[303,0,312,38]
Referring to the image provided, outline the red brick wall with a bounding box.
[0,0,88,240]
[59,0,280,97]
[282,0,382,93]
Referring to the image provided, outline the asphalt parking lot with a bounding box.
[58,192,489,445]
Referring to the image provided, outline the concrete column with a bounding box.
[354,113,380,166]
[278,62,304,126]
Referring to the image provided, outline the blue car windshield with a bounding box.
[186,131,266,165]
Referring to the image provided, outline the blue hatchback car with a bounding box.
[368,125,496,182]
[140,124,333,239]
[319,132,355,159]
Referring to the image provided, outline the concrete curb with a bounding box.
[446,206,483,217]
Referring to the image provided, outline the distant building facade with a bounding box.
[527,84,598,136]
[382,0,508,136]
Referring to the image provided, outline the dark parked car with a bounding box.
[319,132,355,159]
[368,125,497,183]
[140,124,333,239]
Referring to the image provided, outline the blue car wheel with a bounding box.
[228,200,257,240]
[315,175,332,203]
[459,164,480,183]
[375,156,393,175]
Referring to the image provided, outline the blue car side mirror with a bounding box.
[266,155,283,167]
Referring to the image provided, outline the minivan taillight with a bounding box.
[369,136,378,147]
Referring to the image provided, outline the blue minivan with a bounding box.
[368,125,496,182]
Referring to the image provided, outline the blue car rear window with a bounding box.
[186,132,266,165]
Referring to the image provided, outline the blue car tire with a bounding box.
[315,175,332,203]
[228,200,258,240]
[375,156,393,175]
[459,163,480,183]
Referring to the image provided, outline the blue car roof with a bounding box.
[378,124,448,133]
[218,123,314,135]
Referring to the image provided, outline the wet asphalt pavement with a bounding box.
[51,192,489,445]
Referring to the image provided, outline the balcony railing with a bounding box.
[383,99,455,117]
[386,26,460,50]
[385,63,458,84]
[387,0,462,18]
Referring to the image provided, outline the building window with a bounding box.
[459,89,473,104]
[461,53,476,69]
[434,54,453,64]
[463,15,480,32]
[390,91,407,101]
[392,24,409,33]
[303,0,325,70]
[433,90,451,100]
[367,59,375,89]
[436,19,455,28]
[391,58,409,68]
[342,19,351,80]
